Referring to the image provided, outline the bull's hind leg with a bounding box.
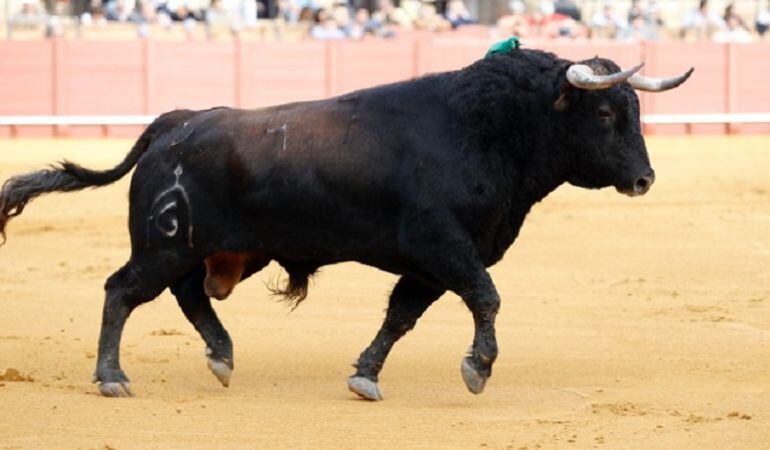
[171,264,234,387]
[94,263,161,397]
[94,255,197,397]
[348,276,444,401]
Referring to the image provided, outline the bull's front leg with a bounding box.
[457,273,500,394]
[403,219,501,395]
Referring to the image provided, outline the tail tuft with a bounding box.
[268,261,319,310]
[0,169,89,244]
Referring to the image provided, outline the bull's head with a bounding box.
[554,58,693,197]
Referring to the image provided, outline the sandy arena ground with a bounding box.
[0,136,768,449]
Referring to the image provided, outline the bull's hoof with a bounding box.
[461,357,487,395]
[98,381,134,398]
[93,368,134,398]
[347,376,383,401]
[207,356,232,387]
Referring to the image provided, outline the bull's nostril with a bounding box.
[633,173,655,194]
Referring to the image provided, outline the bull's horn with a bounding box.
[628,67,695,92]
[566,63,644,90]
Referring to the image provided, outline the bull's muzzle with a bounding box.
[617,171,655,197]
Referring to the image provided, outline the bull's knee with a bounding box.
[204,251,248,300]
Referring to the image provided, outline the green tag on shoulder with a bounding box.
[485,37,521,58]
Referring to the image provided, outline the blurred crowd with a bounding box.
[498,0,769,42]
[7,0,770,42]
[7,0,477,38]
[303,0,477,40]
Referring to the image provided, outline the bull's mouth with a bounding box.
[615,186,646,197]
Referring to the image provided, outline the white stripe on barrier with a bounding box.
[0,115,157,126]
[641,113,770,124]
[0,113,769,127]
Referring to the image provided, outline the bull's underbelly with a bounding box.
[197,207,408,300]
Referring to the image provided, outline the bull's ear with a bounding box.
[554,83,571,111]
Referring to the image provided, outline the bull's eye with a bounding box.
[597,106,613,120]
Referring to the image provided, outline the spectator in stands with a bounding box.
[157,0,204,36]
[723,2,755,41]
[415,1,450,32]
[496,1,531,38]
[277,0,298,23]
[509,0,525,15]
[347,7,368,37]
[444,0,474,29]
[528,1,552,38]
[310,7,345,39]
[128,0,157,36]
[400,0,422,23]
[45,15,64,36]
[617,0,664,42]
[147,0,170,27]
[758,6,770,37]
[80,3,108,26]
[627,0,642,23]
[589,1,625,39]
[372,0,412,29]
[530,0,586,40]
[645,2,665,31]
[361,3,396,37]
[256,0,269,18]
[682,0,725,40]
[278,0,318,24]
[332,3,357,37]
[352,8,377,35]
[722,3,739,24]
[617,12,656,42]
[713,12,752,43]
[104,0,133,21]
[132,0,157,23]
[243,0,258,26]
[554,0,579,22]
[171,1,200,22]
[299,6,315,22]
[205,0,237,35]
[11,0,48,27]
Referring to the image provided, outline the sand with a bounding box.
[0,136,768,449]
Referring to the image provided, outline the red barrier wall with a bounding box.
[61,41,145,137]
[643,42,728,135]
[417,37,487,74]
[239,41,327,108]
[0,41,54,137]
[152,41,237,112]
[330,40,417,95]
[0,38,768,138]
[729,43,770,134]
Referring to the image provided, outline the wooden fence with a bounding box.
[1,37,768,137]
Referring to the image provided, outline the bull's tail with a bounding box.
[269,260,319,311]
[0,131,152,245]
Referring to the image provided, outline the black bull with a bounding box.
[0,49,692,400]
